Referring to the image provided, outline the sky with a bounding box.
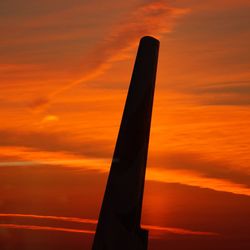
[0,0,250,249]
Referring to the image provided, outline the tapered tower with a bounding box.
[92,36,159,250]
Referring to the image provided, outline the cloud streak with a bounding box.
[0,129,112,158]
[32,0,189,109]
[0,223,95,235]
[181,80,250,106]
[147,168,250,196]
[0,213,218,237]
[1,146,250,196]
[149,152,250,188]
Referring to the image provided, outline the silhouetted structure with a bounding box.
[92,36,159,250]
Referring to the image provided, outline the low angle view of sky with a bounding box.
[1,0,250,249]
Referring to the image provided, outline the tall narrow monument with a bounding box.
[92,36,159,250]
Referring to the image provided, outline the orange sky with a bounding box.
[1,0,250,249]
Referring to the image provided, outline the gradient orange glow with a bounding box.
[1,0,250,249]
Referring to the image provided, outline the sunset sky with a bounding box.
[1,0,250,249]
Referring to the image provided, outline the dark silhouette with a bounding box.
[92,36,159,250]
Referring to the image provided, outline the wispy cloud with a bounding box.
[0,213,97,224]
[31,0,189,110]
[0,223,95,235]
[0,213,218,237]
[180,80,250,106]
[0,146,110,171]
[0,128,112,158]
[145,225,218,237]
[1,148,250,196]
[147,168,250,196]
[149,152,250,188]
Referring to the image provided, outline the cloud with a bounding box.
[1,147,250,196]
[147,168,250,196]
[0,213,97,225]
[1,135,250,196]
[0,213,218,237]
[183,81,250,106]
[149,151,250,188]
[29,97,51,109]
[0,223,95,235]
[0,129,112,158]
[187,81,250,95]
[31,0,189,109]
